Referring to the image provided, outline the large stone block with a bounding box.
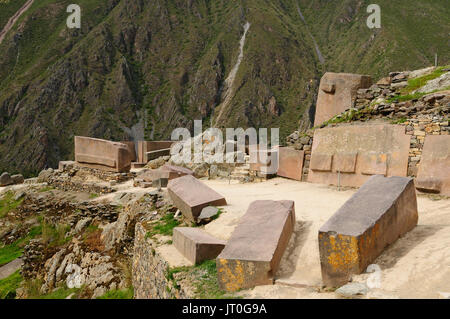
[167,175,227,222]
[120,141,137,162]
[308,125,410,187]
[137,141,175,163]
[216,200,295,292]
[173,227,226,265]
[146,148,171,161]
[318,175,418,287]
[74,136,132,173]
[277,147,304,181]
[249,146,279,176]
[415,135,450,196]
[314,73,372,126]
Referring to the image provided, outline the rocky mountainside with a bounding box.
[0,0,449,176]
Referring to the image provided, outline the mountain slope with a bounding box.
[0,0,448,175]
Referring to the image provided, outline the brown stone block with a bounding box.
[74,136,132,173]
[318,175,418,287]
[173,227,226,265]
[277,147,304,181]
[314,73,372,126]
[217,200,295,292]
[360,152,387,176]
[161,164,194,180]
[310,153,333,172]
[416,135,450,195]
[137,141,175,163]
[334,153,357,173]
[168,175,227,222]
[308,125,410,187]
[120,141,137,162]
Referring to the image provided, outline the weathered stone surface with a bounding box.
[74,136,132,172]
[217,200,295,292]
[146,148,171,161]
[173,227,226,265]
[0,172,13,186]
[11,174,24,184]
[319,175,418,287]
[277,147,304,181]
[249,147,279,176]
[161,164,194,180]
[416,135,450,196]
[58,161,75,171]
[120,141,137,162]
[335,282,368,298]
[314,72,372,126]
[308,125,410,187]
[138,141,175,163]
[168,175,227,222]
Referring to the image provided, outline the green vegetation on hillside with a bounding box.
[0,270,23,299]
[0,0,448,174]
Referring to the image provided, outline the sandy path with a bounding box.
[0,0,34,45]
[203,178,450,299]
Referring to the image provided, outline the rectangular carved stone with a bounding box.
[74,136,132,172]
[168,175,227,222]
[173,227,226,265]
[310,153,333,172]
[314,73,372,126]
[318,175,418,287]
[146,148,171,161]
[138,141,175,163]
[249,147,278,175]
[361,152,388,176]
[308,125,410,187]
[120,141,137,162]
[277,147,304,181]
[217,200,295,292]
[334,153,357,173]
[416,135,450,196]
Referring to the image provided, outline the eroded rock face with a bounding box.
[39,241,125,298]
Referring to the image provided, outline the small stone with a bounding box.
[0,172,13,186]
[198,206,220,221]
[335,283,369,298]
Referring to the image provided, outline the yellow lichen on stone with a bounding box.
[217,259,245,292]
[326,235,359,272]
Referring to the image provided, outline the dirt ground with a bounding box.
[203,177,450,299]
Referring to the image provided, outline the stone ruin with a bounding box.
[167,175,227,222]
[216,200,295,292]
[74,136,133,173]
[308,124,410,187]
[318,175,418,287]
[416,135,450,196]
[136,141,175,165]
[314,72,372,126]
[277,147,305,181]
[173,227,226,265]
